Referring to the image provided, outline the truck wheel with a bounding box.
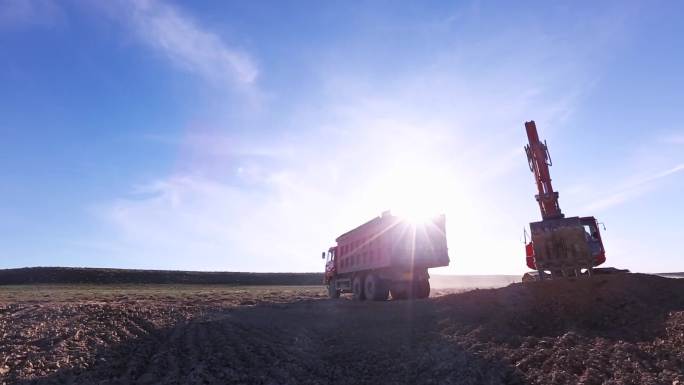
[327,280,340,299]
[390,285,408,300]
[352,275,365,301]
[364,273,389,301]
[412,279,430,299]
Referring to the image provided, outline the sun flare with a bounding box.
[374,163,453,224]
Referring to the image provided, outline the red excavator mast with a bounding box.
[524,120,564,220]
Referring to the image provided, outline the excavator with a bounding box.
[522,121,627,281]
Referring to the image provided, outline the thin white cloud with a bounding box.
[121,0,258,87]
[162,132,295,159]
[663,133,684,145]
[650,164,684,180]
[87,2,646,274]
[99,173,339,272]
[0,0,63,27]
[583,163,684,212]
[3,0,259,89]
[94,87,571,274]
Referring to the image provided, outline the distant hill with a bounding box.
[0,267,525,288]
[0,267,325,286]
[6,267,675,287]
[0,267,520,288]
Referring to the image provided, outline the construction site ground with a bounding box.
[1,274,683,385]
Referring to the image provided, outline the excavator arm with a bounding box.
[524,121,564,220]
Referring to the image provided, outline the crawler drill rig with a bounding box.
[523,121,609,280]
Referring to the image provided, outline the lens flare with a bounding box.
[377,164,450,224]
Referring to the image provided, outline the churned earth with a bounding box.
[1,274,683,385]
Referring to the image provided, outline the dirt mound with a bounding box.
[2,274,683,384]
[436,273,684,341]
[0,267,324,286]
[432,273,684,384]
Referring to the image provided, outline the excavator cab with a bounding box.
[580,216,606,266]
[524,215,608,279]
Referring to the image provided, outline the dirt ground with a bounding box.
[0,267,324,286]
[1,274,683,385]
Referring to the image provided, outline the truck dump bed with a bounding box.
[334,212,449,275]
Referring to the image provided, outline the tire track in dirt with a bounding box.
[104,309,326,384]
[90,300,513,385]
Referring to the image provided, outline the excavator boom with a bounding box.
[524,121,564,220]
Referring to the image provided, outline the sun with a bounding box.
[392,190,441,224]
[376,164,452,224]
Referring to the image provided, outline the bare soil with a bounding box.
[1,274,683,385]
[0,267,323,286]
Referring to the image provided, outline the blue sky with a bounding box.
[0,0,682,274]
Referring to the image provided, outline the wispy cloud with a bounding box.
[663,133,684,145]
[144,132,295,159]
[98,172,339,271]
[0,0,63,28]
[583,163,684,212]
[118,0,258,88]
[95,83,576,273]
[88,2,644,274]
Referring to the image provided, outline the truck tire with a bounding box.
[412,279,430,299]
[352,275,365,301]
[390,284,408,300]
[364,273,389,301]
[327,280,340,299]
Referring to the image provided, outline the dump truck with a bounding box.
[322,211,449,300]
[522,120,625,280]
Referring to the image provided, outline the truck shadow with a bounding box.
[16,298,528,385]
